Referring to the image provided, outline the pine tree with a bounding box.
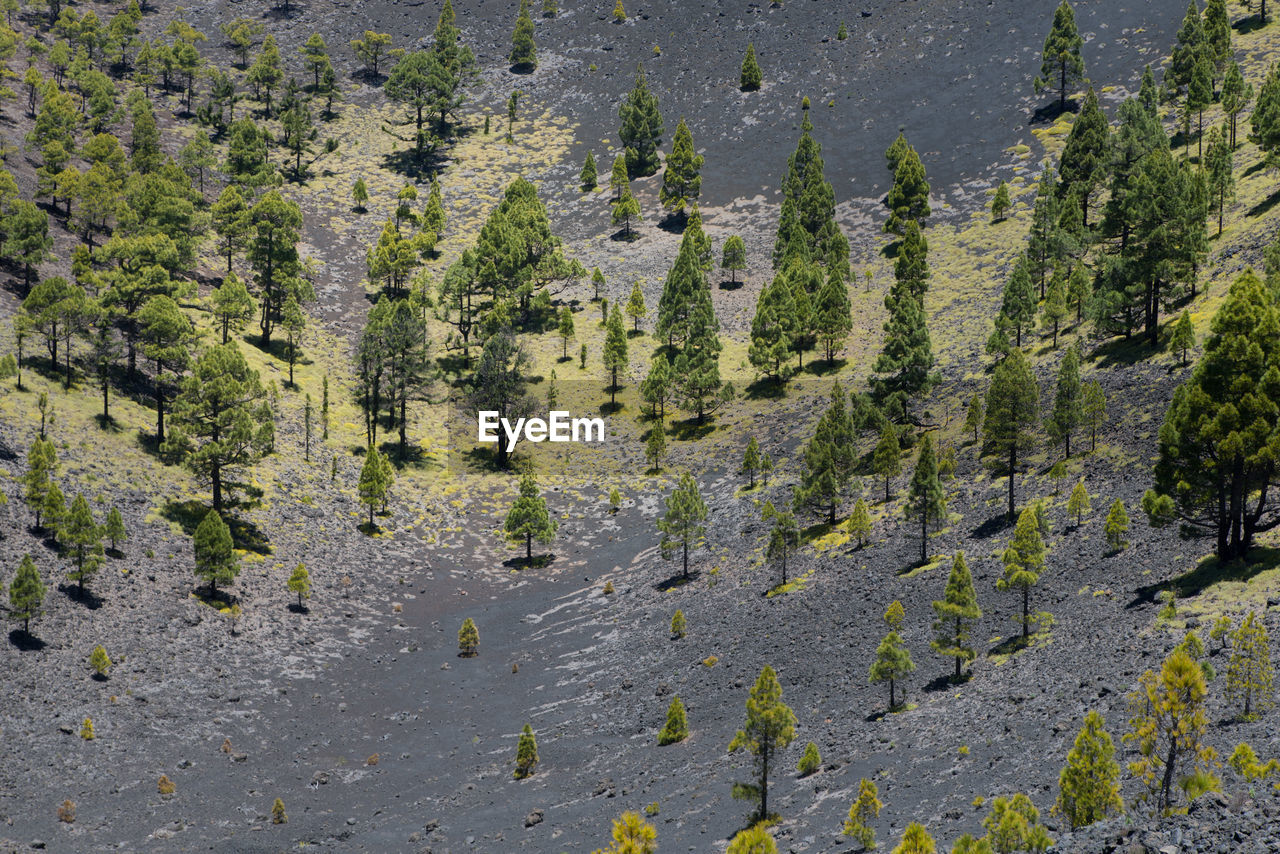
[358,445,393,528]
[842,778,883,849]
[287,563,311,608]
[763,501,800,586]
[981,793,1053,853]
[645,424,667,471]
[618,65,664,177]
[1056,710,1124,830]
[603,305,629,406]
[814,270,852,362]
[1058,88,1109,227]
[797,385,853,521]
[1067,481,1091,527]
[659,118,703,220]
[740,42,762,91]
[872,425,901,502]
[991,180,1011,222]
[670,608,686,638]
[872,222,936,421]
[984,349,1039,520]
[891,822,935,854]
[998,506,1046,640]
[625,281,647,332]
[1067,264,1091,325]
[104,506,126,552]
[193,509,239,597]
[1147,272,1280,559]
[41,482,65,542]
[728,826,777,854]
[728,664,797,823]
[797,741,821,776]
[1047,344,1082,457]
[743,436,762,488]
[642,352,671,421]
[1204,0,1231,67]
[1000,254,1037,347]
[1226,612,1275,720]
[613,0,625,21]
[749,272,798,382]
[658,695,689,744]
[612,185,641,237]
[1125,648,1215,813]
[1040,265,1068,347]
[1221,61,1252,149]
[849,498,872,548]
[63,493,103,595]
[884,145,930,236]
[905,434,947,565]
[1035,0,1085,110]
[931,552,982,680]
[1104,499,1129,552]
[23,436,58,529]
[609,155,628,202]
[870,627,914,710]
[509,0,536,71]
[1203,127,1234,236]
[9,554,46,634]
[89,645,112,678]
[658,472,708,579]
[965,393,984,443]
[722,234,747,286]
[514,723,539,778]
[505,473,557,562]
[458,616,479,656]
[1252,63,1280,165]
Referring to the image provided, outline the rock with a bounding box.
[30,841,46,850]
[524,808,544,827]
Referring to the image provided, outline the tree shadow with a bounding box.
[58,583,104,610]
[158,499,272,555]
[8,629,45,651]
[718,279,744,291]
[804,358,845,376]
[744,375,788,400]
[1129,548,1280,608]
[1247,188,1280,219]
[989,635,1030,657]
[287,602,311,615]
[610,228,642,243]
[91,672,109,683]
[970,514,1013,539]
[1090,334,1155,369]
[655,571,698,591]
[1029,98,1080,125]
[502,553,556,570]
[657,214,687,235]
[1232,14,1269,33]
[262,0,304,20]
[599,400,623,416]
[668,417,716,442]
[923,672,972,693]
[509,62,536,75]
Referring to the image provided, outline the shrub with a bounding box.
[797,741,821,776]
[58,799,76,823]
[157,775,176,795]
[271,798,288,824]
[80,717,95,740]
[458,617,479,656]
[658,696,688,745]
[670,609,686,638]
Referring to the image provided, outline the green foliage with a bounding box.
[869,627,914,709]
[1125,648,1216,813]
[981,793,1052,853]
[884,145,930,237]
[1103,499,1128,551]
[271,797,287,824]
[998,506,1046,640]
[891,822,935,854]
[458,617,479,656]
[514,723,539,778]
[1034,0,1084,108]
[1169,310,1195,366]
[287,563,311,607]
[763,500,800,586]
[612,186,641,236]
[1149,272,1280,559]
[1055,710,1123,830]
[505,474,557,561]
[104,506,126,550]
[660,117,702,217]
[931,552,981,679]
[358,445,394,528]
[796,741,821,776]
[842,778,882,849]
[1226,612,1275,720]
[509,0,536,70]
[1228,742,1280,781]
[797,384,855,521]
[89,644,112,677]
[872,425,901,501]
[872,221,935,421]
[645,423,667,471]
[670,608,686,639]
[742,436,762,488]
[63,493,104,593]
[740,42,761,91]
[729,664,797,822]
[597,811,658,853]
[9,554,46,633]
[1059,89,1109,225]
[721,234,747,286]
[727,825,777,854]
[658,472,708,579]
[603,305,629,404]
[193,509,238,596]
[618,65,664,177]
[849,498,872,548]
[23,436,58,529]
[905,434,947,565]
[658,695,688,744]
[991,180,1011,222]
[1067,481,1091,527]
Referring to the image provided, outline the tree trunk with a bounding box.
[1008,447,1017,521]
[682,539,689,579]
[526,532,532,562]
[1022,585,1030,639]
